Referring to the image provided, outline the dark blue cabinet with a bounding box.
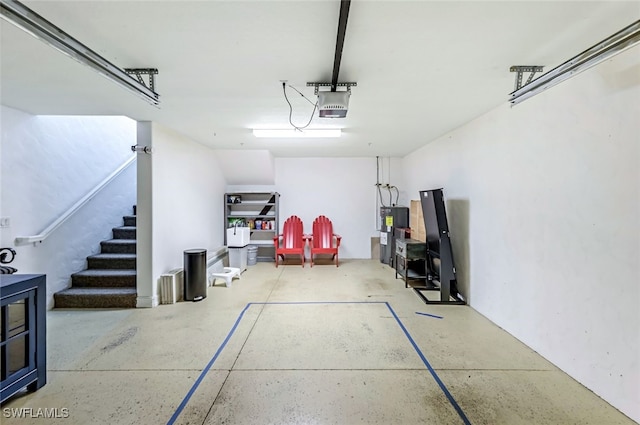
[1,274,46,403]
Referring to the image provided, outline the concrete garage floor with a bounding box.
[2,260,635,425]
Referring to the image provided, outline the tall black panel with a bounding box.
[422,192,442,255]
[418,189,464,304]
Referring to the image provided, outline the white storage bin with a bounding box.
[226,227,250,247]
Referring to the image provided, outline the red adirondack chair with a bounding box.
[273,215,306,267]
[309,215,341,267]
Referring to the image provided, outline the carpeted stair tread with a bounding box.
[101,239,136,254]
[71,269,136,287]
[123,215,137,226]
[112,226,136,239]
[54,287,137,308]
[102,238,136,244]
[72,269,136,277]
[56,287,137,295]
[87,253,136,269]
[89,253,136,258]
[113,226,136,231]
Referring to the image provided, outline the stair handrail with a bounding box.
[15,155,137,246]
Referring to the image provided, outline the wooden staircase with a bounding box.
[54,207,137,308]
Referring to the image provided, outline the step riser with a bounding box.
[101,242,136,254]
[72,274,136,288]
[88,258,136,270]
[113,228,136,239]
[54,293,137,309]
[123,216,136,226]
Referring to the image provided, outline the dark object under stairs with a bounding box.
[54,207,137,308]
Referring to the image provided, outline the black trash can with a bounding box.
[184,249,207,301]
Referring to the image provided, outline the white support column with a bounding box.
[136,121,158,308]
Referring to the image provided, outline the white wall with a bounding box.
[227,157,405,259]
[402,47,639,421]
[136,122,226,307]
[276,158,377,259]
[215,149,275,185]
[0,106,136,308]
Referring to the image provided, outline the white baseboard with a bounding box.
[136,295,159,308]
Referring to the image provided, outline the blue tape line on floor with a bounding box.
[168,301,470,425]
[388,303,471,425]
[253,301,388,305]
[416,311,444,319]
[166,303,251,425]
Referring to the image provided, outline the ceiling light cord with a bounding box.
[288,84,316,106]
[282,83,317,131]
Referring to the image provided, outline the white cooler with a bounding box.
[227,227,250,272]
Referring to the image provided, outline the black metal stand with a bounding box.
[415,189,466,305]
[413,285,466,305]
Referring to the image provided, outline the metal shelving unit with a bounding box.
[224,192,280,262]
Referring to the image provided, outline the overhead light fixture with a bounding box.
[510,20,640,106]
[0,0,160,106]
[253,129,341,138]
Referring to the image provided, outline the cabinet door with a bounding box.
[1,289,36,384]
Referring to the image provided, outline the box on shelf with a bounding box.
[410,200,426,242]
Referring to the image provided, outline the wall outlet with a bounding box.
[0,217,10,228]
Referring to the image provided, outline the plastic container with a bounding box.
[247,245,258,266]
[229,246,248,272]
[227,227,250,247]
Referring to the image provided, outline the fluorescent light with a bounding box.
[0,0,160,106]
[510,20,640,106]
[253,129,341,138]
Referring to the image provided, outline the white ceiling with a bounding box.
[1,1,638,158]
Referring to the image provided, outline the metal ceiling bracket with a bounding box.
[124,68,158,92]
[306,82,357,95]
[131,144,153,154]
[510,66,544,91]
